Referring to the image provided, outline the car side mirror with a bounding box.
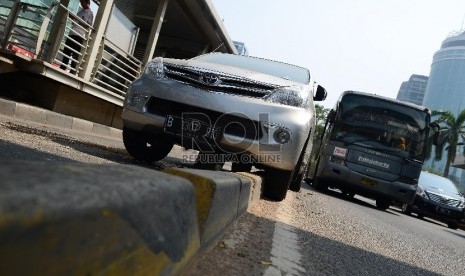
[314,85,327,101]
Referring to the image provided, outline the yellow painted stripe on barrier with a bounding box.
[0,209,200,275]
[164,168,216,235]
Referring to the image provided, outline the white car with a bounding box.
[122,53,327,201]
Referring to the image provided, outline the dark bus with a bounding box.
[312,91,437,209]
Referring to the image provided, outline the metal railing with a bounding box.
[92,38,142,98]
[52,3,93,74]
[0,0,49,58]
[0,0,144,100]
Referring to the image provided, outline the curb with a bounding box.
[0,162,261,275]
[0,97,122,139]
[164,168,252,248]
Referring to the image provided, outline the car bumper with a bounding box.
[411,196,464,223]
[122,77,314,171]
[318,161,417,204]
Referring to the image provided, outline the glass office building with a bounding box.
[423,31,465,183]
[396,74,428,106]
[423,31,465,114]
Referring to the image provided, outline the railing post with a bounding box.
[36,2,59,57]
[1,0,21,50]
[80,0,114,81]
[142,0,169,66]
[43,0,70,63]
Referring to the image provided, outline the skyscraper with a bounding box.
[422,31,465,182]
[423,31,465,114]
[396,74,428,106]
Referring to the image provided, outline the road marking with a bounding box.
[264,197,306,276]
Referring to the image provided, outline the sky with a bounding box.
[211,0,465,109]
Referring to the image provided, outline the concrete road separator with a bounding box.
[164,168,253,248]
[0,161,201,275]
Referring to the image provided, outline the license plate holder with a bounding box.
[360,178,378,187]
[435,206,450,215]
[164,115,221,141]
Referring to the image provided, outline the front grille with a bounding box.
[164,64,277,98]
[147,97,263,140]
[426,191,461,207]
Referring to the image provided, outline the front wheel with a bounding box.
[312,177,328,192]
[123,127,174,163]
[263,168,292,201]
[193,152,224,170]
[289,138,311,192]
[447,222,459,230]
[376,199,391,210]
[401,203,412,215]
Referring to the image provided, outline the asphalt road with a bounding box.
[188,185,465,276]
[1,114,465,276]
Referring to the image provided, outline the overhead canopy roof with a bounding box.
[108,0,237,59]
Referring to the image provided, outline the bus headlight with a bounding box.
[264,86,309,108]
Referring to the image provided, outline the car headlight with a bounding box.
[144,57,165,79]
[458,200,465,209]
[263,86,309,108]
[416,187,428,198]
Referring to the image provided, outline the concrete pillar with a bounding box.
[142,0,169,66]
[1,0,22,50]
[44,0,70,63]
[80,0,114,81]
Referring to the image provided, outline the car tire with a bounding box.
[401,203,412,215]
[123,127,174,163]
[417,213,424,219]
[447,222,459,230]
[376,199,391,210]
[289,136,311,192]
[263,168,292,201]
[194,152,224,170]
[231,161,252,172]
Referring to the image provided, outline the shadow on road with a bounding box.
[302,182,400,216]
[191,208,442,276]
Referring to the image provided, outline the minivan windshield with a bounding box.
[193,53,310,84]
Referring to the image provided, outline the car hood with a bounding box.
[163,58,306,87]
[422,184,464,200]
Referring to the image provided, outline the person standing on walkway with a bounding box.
[60,0,94,74]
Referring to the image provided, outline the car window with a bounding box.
[419,172,460,194]
[192,53,310,84]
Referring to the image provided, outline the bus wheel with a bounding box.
[375,199,391,210]
[312,178,328,192]
[123,127,174,163]
[263,168,292,201]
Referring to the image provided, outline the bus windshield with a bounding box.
[331,94,429,161]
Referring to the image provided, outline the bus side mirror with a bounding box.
[314,85,327,101]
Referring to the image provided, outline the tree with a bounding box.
[431,109,465,177]
[306,104,330,178]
